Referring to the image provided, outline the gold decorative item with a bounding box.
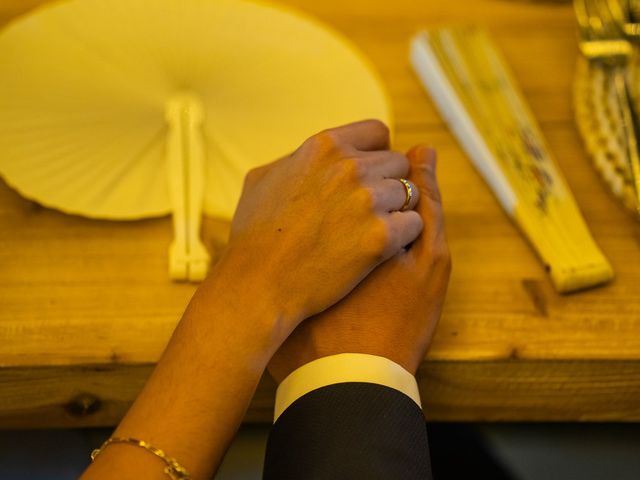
[0,0,391,281]
[573,0,640,217]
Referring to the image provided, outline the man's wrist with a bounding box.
[273,353,422,421]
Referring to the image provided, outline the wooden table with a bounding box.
[1,0,639,428]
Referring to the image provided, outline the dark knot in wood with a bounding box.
[65,393,102,417]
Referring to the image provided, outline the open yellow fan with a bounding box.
[0,0,390,281]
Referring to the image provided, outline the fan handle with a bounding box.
[165,93,210,282]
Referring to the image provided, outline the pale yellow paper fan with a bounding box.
[0,0,391,280]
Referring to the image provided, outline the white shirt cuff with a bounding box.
[273,353,421,422]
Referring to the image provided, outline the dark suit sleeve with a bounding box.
[262,382,432,480]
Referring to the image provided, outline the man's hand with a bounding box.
[268,146,451,380]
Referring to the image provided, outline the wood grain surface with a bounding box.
[0,0,639,427]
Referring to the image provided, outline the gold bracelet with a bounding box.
[91,437,191,480]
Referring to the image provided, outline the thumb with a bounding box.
[405,145,445,257]
[406,144,442,208]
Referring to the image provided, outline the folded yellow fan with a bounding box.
[411,27,613,293]
[0,0,391,281]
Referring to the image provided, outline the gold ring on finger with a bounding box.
[398,178,413,211]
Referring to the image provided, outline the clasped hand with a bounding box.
[219,119,451,371]
[81,119,451,480]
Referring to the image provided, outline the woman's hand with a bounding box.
[268,146,451,380]
[220,119,423,340]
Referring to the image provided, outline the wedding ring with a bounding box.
[398,178,413,211]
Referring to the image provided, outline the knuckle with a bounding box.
[366,219,390,259]
[300,134,321,153]
[302,129,347,159]
[342,157,365,182]
[314,128,340,148]
[350,156,369,179]
[353,186,375,211]
[301,132,327,154]
[364,118,390,137]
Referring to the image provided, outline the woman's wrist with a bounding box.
[102,253,291,480]
[191,248,302,360]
